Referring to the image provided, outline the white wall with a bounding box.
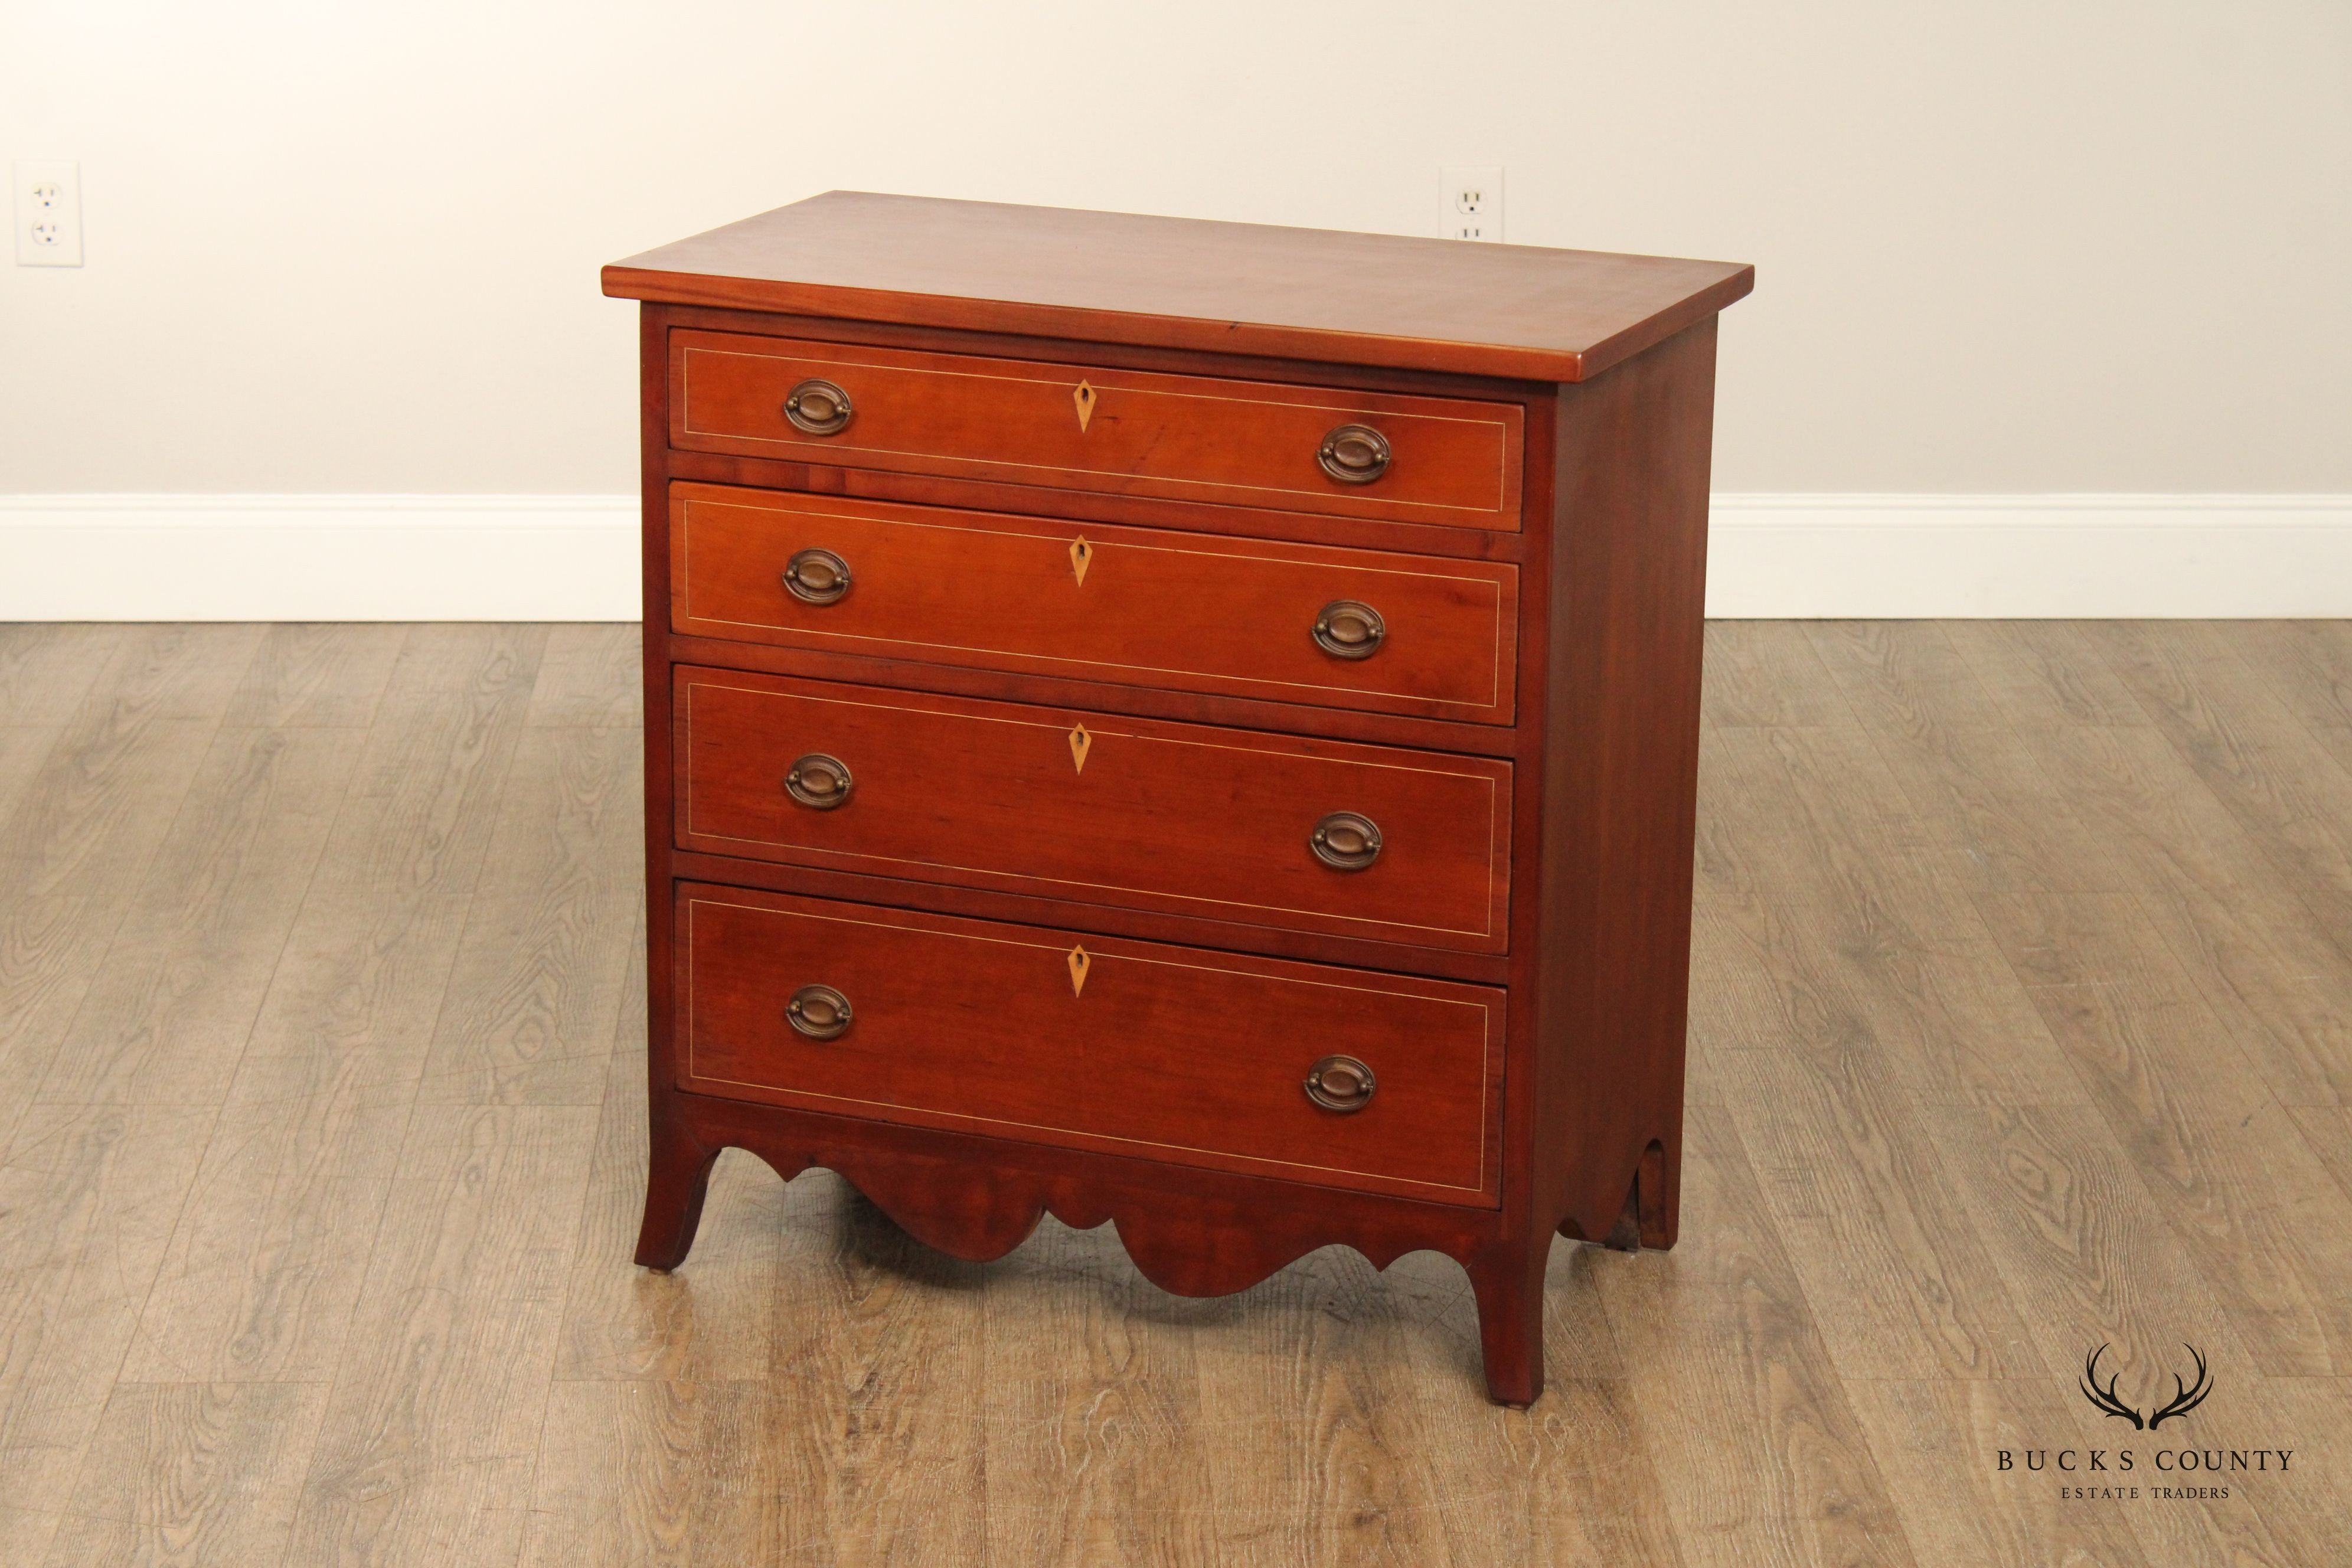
[4,2,2350,615]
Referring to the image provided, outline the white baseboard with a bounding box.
[2,492,2347,620]
[0,495,639,621]
[1706,494,2352,617]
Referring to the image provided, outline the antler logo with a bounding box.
[2079,1343,2213,1430]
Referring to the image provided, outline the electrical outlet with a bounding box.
[1441,165,1503,242]
[15,161,83,266]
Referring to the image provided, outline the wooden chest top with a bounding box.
[604,191,1752,383]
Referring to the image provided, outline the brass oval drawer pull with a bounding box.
[783,378,854,435]
[785,753,854,809]
[782,547,852,605]
[1304,1054,1377,1113]
[1312,600,1385,660]
[786,983,854,1040]
[1310,811,1382,871]
[1317,423,1391,485]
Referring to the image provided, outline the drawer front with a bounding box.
[676,668,1512,953]
[671,483,1518,724]
[671,331,1524,531]
[677,884,1504,1203]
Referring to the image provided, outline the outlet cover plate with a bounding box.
[1440,165,1503,242]
[16,161,84,266]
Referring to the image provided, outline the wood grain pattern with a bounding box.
[677,884,1504,1202]
[672,329,1526,530]
[1594,1106,1917,1567]
[222,623,406,730]
[606,191,1753,383]
[284,1103,599,1567]
[675,667,1513,952]
[41,1382,329,1568]
[414,723,642,1107]
[11,621,2352,1562]
[1841,1377,2151,1568]
[669,481,1521,722]
[35,726,354,1108]
[0,624,123,727]
[666,626,1518,761]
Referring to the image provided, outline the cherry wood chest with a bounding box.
[605,192,1750,1403]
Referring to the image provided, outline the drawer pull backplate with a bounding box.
[1304,1054,1377,1112]
[783,378,854,435]
[785,983,854,1040]
[1310,811,1383,871]
[785,753,854,810]
[1312,599,1386,660]
[1317,423,1391,484]
[782,547,852,606]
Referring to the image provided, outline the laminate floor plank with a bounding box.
[8,620,2350,1564]
[2125,1103,2352,1379]
[1916,1098,2259,1393]
[2288,1104,2352,1207]
[221,623,410,731]
[1694,730,2084,1106]
[1719,1048,2042,1380]
[1697,724,1981,940]
[0,1103,219,1567]
[123,628,545,1388]
[1699,622,1856,730]
[1800,621,2001,737]
[522,1378,779,1568]
[35,726,356,1108]
[1809,623,2141,900]
[223,624,546,1103]
[1974,891,2276,1125]
[2230,1373,2352,1567]
[1515,1374,1688,1568]
[1975,899,2352,1377]
[551,1054,781,1387]
[1937,619,2151,729]
[2016,721,2352,1107]
[759,1175,990,1566]
[66,625,267,728]
[2065,1373,2315,1568]
[1401,1243,1680,1568]
[414,724,642,1107]
[1595,1107,1919,1568]
[1697,892,2088,1110]
[0,625,125,727]
[286,1103,600,1568]
[978,1218,1220,1568]
[1184,1244,1472,1568]
[0,897,113,1158]
[2086,619,2352,943]
[2227,619,2352,734]
[1840,1377,2151,1568]
[0,728,60,828]
[1864,721,2137,897]
[3,623,266,888]
[527,625,644,733]
[40,1381,330,1568]
[0,628,252,1153]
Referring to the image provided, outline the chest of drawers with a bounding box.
[605,192,1751,1404]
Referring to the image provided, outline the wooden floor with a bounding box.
[4,622,2351,1566]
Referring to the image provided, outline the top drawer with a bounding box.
[670,330,1525,532]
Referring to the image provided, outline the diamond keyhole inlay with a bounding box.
[1067,723,1093,774]
[1069,536,1093,586]
[1073,380,1097,433]
[1067,945,1092,998]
